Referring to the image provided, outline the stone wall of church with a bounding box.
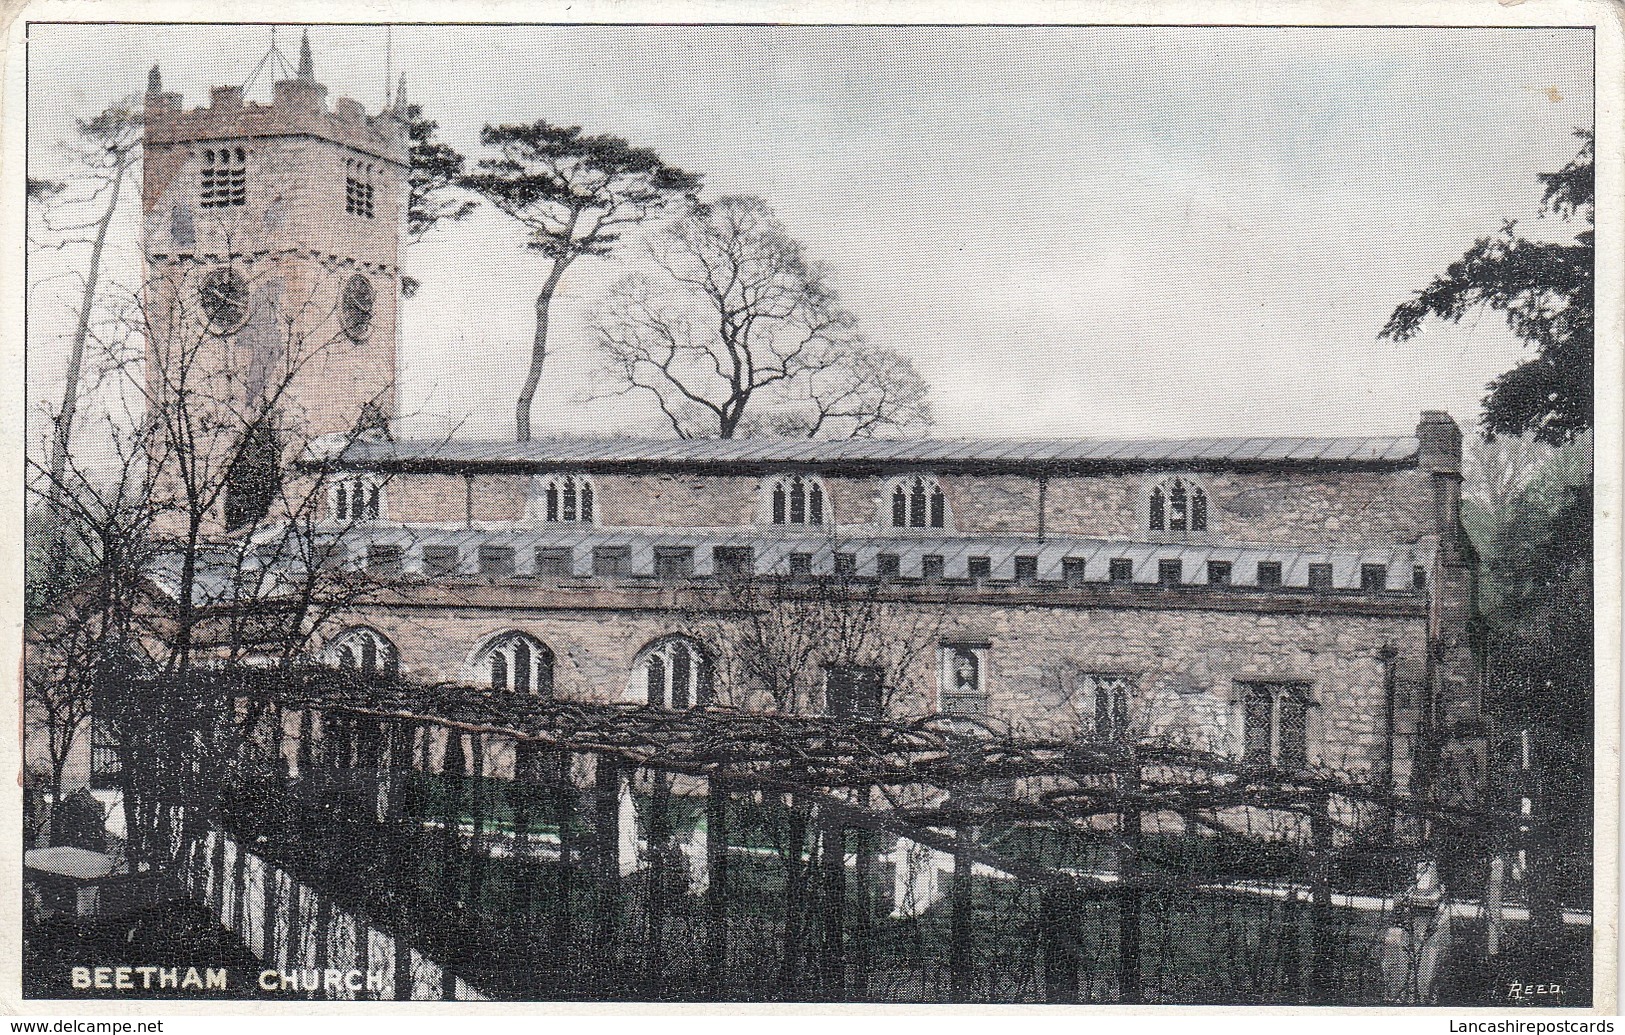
[364,462,1443,550]
[335,592,1429,788]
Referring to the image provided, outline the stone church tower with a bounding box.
[141,33,408,530]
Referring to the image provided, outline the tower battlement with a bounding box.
[143,70,406,176]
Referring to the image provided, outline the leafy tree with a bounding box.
[460,121,702,440]
[594,195,931,439]
[1381,131,1592,445]
[388,89,478,298]
[403,99,476,244]
[1387,131,1595,911]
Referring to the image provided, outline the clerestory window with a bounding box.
[537,474,596,524]
[329,476,382,523]
[767,475,828,526]
[1148,476,1208,534]
[888,475,948,529]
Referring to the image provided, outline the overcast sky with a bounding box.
[26,23,1594,446]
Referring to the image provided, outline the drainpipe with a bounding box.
[1379,642,1398,804]
[1037,472,1048,542]
[464,472,474,528]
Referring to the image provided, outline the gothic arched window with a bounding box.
[329,475,382,523]
[224,421,281,531]
[887,476,948,530]
[631,637,713,710]
[327,627,399,679]
[538,474,596,524]
[476,632,555,695]
[1147,477,1208,534]
[766,475,828,526]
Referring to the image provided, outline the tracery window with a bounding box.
[539,474,596,524]
[767,475,828,526]
[200,147,247,208]
[329,476,382,523]
[1082,674,1135,742]
[939,644,988,715]
[1148,476,1208,533]
[632,637,713,710]
[327,627,399,679]
[826,665,883,718]
[888,476,947,529]
[1241,681,1310,768]
[477,632,555,695]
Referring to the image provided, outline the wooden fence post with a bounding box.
[1042,884,1081,1003]
[262,860,279,968]
[510,741,537,926]
[819,811,847,998]
[782,796,809,995]
[210,826,226,919]
[269,701,286,781]
[706,776,730,994]
[1281,886,1302,1002]
[1485,854,1506,959]
[1519,730,1563,955]
[393,915,413,1000]
[554,748,576,957]
[593,755,622,959]
[440,729,465,896]
[951,823,974,1000]
[468,734,487,915]
[851,789,875,1000]
[296,709,314,781]
[646,770,671,996]
[1118,757,1142,1004]
[1309,790,1334,1004]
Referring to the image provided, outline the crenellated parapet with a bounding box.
[143,72,407,181]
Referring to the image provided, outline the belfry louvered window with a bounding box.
[200,147,247,208]
[345,159,376,218]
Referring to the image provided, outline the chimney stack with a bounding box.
[1416,411,1462,475]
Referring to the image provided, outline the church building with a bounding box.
[132,40,1485,799]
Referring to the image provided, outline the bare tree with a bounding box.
[30,99,143,583]
[460,121,702,440]
[594,195,931,439]
[680,559,943,717]
[24,396,166,844]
